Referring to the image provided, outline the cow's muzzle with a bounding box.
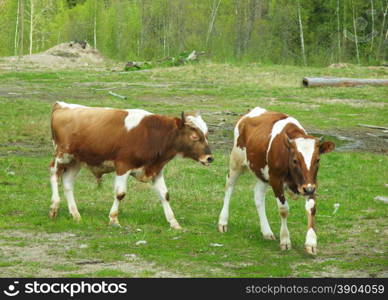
[199,155,214,166]
[301,184,316,196]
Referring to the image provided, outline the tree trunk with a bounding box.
[352,0,360,64]
[205,0,222,48]
[93,0,97,49]
[336,0,341,62]
[14,0,20,56]
[370,0,375,52]
[297,0,307,66]
[377,3,388,60]
[20,0,24,56]
[234,0,242,59]
[242,0,258,52]
[29,0,34,55]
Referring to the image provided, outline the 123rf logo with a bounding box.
[3,281,127,297]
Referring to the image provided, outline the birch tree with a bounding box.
[351,0,360,64]
[29,0,33,55]
[336,0,341,61]
[377,2,388,60]
[205,0,222,48]
[370,0,375,52]
[14,0,20,56]
[20,0,24,56]
[297,0,307,66]
[93,0,97,49]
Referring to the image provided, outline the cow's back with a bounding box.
[237,111,287,151]
[234,110,289,179]
[51,104,128,165]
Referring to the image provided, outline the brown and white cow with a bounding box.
[218,107,335,255]
[49,101,213,229]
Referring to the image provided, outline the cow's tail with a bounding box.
[50,102,61,143]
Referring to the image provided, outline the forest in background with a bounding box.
[0,0,387,66]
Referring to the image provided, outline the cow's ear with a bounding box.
[175,118,184,129]
[284,134,292,148]
[319,141,335,154]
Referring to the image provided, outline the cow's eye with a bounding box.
[316,158,320,163]
[293,159,297,164]
[190,134,199,141]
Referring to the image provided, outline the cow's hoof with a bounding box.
[170,224,182,230]
[305,245,317,255]
[263,233,276,240]
[109,218,121,227]
[280,242,292,251]
[72,214,82,222]
[49,209,57,219]
[218,224,228,233]
[110,222,121,228]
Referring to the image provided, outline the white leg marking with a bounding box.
[49,159,60,218]
[153,172,181,230]
[305,198,317,254]
[109,171,130,226]
[305,228,317,248]
[260,165,269,181]
[277,198,291,250]
[305,198,315,213]
[253,180,275,240]
[62,163,81,221]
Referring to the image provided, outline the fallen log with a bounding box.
[358,124,388,130]
[108,91,127,99]
[302,77,388,87]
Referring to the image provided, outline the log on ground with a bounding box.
[302,77,388,87]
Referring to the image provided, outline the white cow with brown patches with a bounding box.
[49,102,213,229]
[218,107,335,255]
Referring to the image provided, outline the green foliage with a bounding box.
[0,0,387,65]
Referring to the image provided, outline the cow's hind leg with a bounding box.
[253,180,275,240]
[218,147,245,233]
[153,171,181,230]
[109,171,130,227]
[62,161,82,221]
[49,158,62,218]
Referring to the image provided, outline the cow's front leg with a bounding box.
[152,172,181,230]
[109,170,130,227]
[277,195,291,250]
[305,198,317,255]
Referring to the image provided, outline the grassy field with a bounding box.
[0,63,387,277]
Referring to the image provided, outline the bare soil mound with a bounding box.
[0,42,111,71]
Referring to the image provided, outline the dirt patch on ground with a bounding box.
[0,230,183,277]
[309,127,388,154]
[0,42,111,71]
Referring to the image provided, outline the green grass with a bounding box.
[0,63,387,277]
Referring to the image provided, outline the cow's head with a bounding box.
[174,112,214,166]
[285,135,335,196]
